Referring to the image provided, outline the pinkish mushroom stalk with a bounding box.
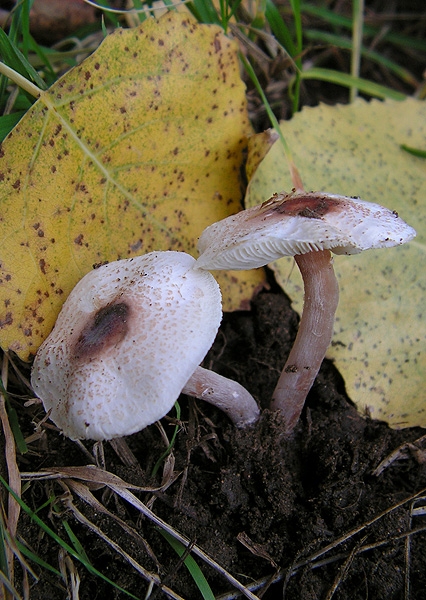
[270,249,339,433]
[196,190,416,434]
[184,366,260,428]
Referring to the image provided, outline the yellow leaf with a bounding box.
[0,12,264,360]
[246,98,425,428]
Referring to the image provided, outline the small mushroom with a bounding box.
[31,251,259,441]
[196,190,416,434]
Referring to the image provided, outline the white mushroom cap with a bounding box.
[196,191,416,270]
[31,251,222,441]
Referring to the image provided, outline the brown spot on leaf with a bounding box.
[0,312,12,328]
[130,239,142,252]
[39,259,47,274]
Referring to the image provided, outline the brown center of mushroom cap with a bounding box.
[258,193,341,219]
[73,302,130,361]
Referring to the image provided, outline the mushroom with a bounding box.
[31,251,259,441]
[196,190,416,434]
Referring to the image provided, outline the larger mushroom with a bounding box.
[31,251,259,441]
[196,190,416,434]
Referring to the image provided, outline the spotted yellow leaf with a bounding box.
[246,98,425,428]
[0,12,264,360]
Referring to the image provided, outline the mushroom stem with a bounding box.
[183,366,260,428]
[271,249,339,434]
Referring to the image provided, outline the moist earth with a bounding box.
[16,283,426,599]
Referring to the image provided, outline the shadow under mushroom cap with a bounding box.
[31,251,222,441]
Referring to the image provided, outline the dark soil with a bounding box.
[14,281,426,600]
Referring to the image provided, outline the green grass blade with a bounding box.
[304,30,419,87]
[15,538,61,577]
[6,402,27,455]
[247,0,265,33]
[27,36,55,83]
[350,0,364,101]
[301,3,354,29]
[62,521,92,564]
[20,0,31,58]
[0,0,37,109]
[159,530,215,600]
[290,0,302,55]
[380,31,426,53]
[400,144,426,159]
[301,3,426,52]
[300,67,406,100]
[161,0,178,11]
[240,53,292,157]
[0,514,9,580]
[129,0,147,24]
[0,28,46,91]
[220,0,244,31]
[0,475,140,600]
[240,52,303,188]
[187,0,221,25]
[32,495,57,515]
[91,0,121,28]
[289,0,302,112]
[0,111,25,139]
[151,402,181,477]
[0,376,27,453]
[7,0,32,44]
[0,61,41,97]
[265,0,296,56]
